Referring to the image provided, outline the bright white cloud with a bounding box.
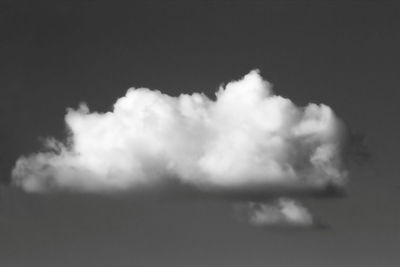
[12,70,348,194]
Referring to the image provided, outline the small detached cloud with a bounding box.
[235,198,314,227]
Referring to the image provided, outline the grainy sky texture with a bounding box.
[0,1,400,267]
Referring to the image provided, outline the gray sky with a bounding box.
[0,1,399,266]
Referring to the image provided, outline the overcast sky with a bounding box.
[1,1,400,266]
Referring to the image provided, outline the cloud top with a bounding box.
[12,70,348,194]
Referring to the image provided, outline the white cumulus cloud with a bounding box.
[12,70,348,195]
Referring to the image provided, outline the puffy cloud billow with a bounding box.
[12,70,348,196]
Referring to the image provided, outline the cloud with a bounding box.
[12,70,348,195]
[235,198,314,227]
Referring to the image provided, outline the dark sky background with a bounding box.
[0,1,399,266]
